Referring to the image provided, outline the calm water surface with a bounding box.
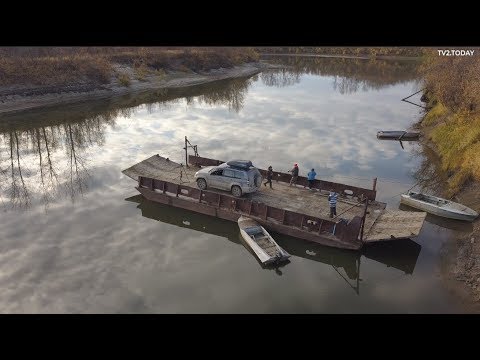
[0,57,471,313]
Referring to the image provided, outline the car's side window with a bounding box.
[211,169,223,176]
[234,171,247,179]
[223,169,235,178]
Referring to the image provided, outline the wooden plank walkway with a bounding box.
[363,210,426,242]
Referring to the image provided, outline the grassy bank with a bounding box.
[256,47,424,57]
[0,47,259,88]
[419,50,480,197]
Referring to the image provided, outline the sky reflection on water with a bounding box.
[0,57,467,313]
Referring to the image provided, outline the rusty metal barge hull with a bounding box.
[123,154,426,250]
[136,185,363,250]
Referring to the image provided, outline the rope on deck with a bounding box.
[332,198,367,220]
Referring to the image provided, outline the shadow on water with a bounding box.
[126,195,422,294]
[409,141,449,195]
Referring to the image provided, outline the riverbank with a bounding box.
[260,53,421,61]
[415,50,480,310]
[440,181,480,312]
[0,62,268,115]
[419,108,480,311]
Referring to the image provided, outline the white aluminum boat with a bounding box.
[237,216,291,265]
[400,192,478,222]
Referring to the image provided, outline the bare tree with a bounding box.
[64,123,90,202]
[7,131,30,208]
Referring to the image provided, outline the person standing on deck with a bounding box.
[328,189,338,218]
[289,163,299,187]
[306,168,316,189]
[264,166,274,189]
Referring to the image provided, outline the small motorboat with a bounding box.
[237,216,291,265]
[377,131,420,140]
[400,192,479,222]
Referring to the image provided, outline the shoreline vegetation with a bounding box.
[418,49,480,307]
[1,46,480,308]
[255,47,424,57]
[0,47,263,114]
[0,47,423,114]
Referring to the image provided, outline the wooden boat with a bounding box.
[400,192,479,222]
[377,131,420,140]
[237,216,291,265]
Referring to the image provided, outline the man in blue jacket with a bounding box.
[328,189,338,218]
[306,168,317,189]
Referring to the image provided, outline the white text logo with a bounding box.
[437,50,475,56]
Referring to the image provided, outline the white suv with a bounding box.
[194,160,263,197]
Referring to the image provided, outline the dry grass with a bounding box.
[0,55,112,86]
[421,49,480,112]
[256,47,424,57]
[117,73,131,87]
[423,110,480,196]
[134,64,150,81]
[422,102,448,126]
[419,49,480,195]
[0,47,259,88]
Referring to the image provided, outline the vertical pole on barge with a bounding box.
[359,196,369,242]
[184,136,188,168]
[356,255,361,295]
[372,177,377,192]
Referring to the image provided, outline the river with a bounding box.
[0,56,472,313]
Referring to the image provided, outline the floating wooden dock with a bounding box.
[122,154,426,250]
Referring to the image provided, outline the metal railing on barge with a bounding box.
[188,155,377,201]
[137,175,365,248]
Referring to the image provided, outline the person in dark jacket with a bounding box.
[264,166,274,189]
[289,163,299,187]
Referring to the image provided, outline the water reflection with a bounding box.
[0,55,463,312]
[0,76,257,209]
[0,57,423,210]
[260,69,301,87]
[410,141,449,195]
[260,55,420,93]
[126,195,422,294]
[0,118,104,208]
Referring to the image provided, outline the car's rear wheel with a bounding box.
[197,178,207,190]
[231,185,242,197]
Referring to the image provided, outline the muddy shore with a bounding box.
[0,62,271,115]
[440,182,480,311]
[419,123,480,311]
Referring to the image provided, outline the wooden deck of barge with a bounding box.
[122,154,426,248]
